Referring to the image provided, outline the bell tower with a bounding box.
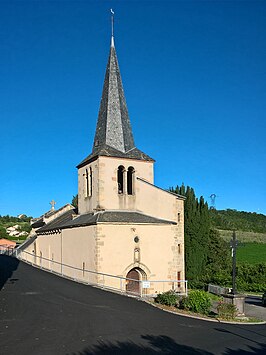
[77,28,154,215]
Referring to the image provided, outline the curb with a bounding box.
[144,300,266,325]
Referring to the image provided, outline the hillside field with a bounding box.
[218,229,266,264]
[237,243,266,264]
[218,229,266,243]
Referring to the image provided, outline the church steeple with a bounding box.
[77,21,153,169]
[92,37,135,154]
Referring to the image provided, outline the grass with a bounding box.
[218,229,266,264]
[218,229,266,243]
[237,243,266,264]
[207,292,222,301]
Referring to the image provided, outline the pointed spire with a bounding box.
[92,31,135,154]
[76,12,154,169]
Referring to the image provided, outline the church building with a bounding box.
[20,31,186,296]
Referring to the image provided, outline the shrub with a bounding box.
[155,291,178,307]
[217,302,237,319]
[188,280,206,290]
[179,290,211,315]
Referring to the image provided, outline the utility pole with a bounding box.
[209,194,217,210]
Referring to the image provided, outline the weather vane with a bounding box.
[110,9,114,38]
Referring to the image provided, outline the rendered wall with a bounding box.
[78,160,99,214]
[21,233,62,273]
[21,226,97,283]
[61,226,97,283]
[78,156,154,213]
[78,155,184,226]
[96,223,185,294]
[136,179,184,223]
[20,220,185,295]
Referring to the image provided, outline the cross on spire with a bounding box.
[110,9,114,39]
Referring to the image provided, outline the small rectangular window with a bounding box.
[178,213,181,222]
[178,244,181,254]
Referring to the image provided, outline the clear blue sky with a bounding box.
[0,0,265,217]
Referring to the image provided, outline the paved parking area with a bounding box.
[1,256,266,355]
[245,296,266,321]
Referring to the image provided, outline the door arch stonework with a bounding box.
[125,267,148,295]
[123,262,151,279]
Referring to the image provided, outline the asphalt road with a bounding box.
[0,256,265,355]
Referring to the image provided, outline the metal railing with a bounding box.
[0,246,16,256]
[15,249,187,297]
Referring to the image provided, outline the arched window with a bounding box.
[127,166,135,195]
[89,167,93,196]
[85,169,89,197]
[117,165,125,194]
[84,167,93,197]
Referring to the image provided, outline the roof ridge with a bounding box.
[136,177,186,200]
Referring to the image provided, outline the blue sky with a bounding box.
[0,0,265,217]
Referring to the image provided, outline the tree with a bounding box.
[0,226,8,239]
[171,184,231,288]
[171,185,209,283]
[204,228,231,285]
[71,194,78,209]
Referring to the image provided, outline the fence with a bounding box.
[14,249,187,298]
[0,246,16,256]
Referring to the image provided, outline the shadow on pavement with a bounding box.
[0,255,20,290]
[215,328,266,354]
[73,335,213,354]
[223,342,266,354]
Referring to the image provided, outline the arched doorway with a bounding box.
[126,268,147,296]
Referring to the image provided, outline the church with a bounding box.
[20,31,186,296]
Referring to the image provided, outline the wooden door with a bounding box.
[126,269,140,295]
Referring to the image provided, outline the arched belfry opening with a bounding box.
[126,267,147,296]
[117,165,125,194]
[84,167,93,197]
[127,166,135,195]
[85,169,89,197]
[89,167,93,196]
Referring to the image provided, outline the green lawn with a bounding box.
[237,243,266,264]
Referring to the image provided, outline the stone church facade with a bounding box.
[20,35,186,296]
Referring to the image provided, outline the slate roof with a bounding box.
[31,204,74,228]
[77,37,154,169]
[31,219,45,229]
[77,145,154,168]
[18,235,37,251]
[36,210,176,233]
[36,209,77,233]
